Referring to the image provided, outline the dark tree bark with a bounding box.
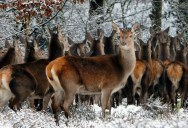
[178,0,188,35]
[149,0,162,32]
[89,0,103,16]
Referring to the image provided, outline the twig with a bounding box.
[0,0,68,42]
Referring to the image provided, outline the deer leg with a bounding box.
[140,85,148,105]
[62,89,77,118]
[111,94,116,108]
[75,94,79,107]
[42,92,53,111]
[51,91,64,126]
[131,84,137,105]
[9,96,23,111]
[107,94,112,115]
[101,89,112,118]
[28,98,35,109]
[168,85,176,111]
[94,94,101,106]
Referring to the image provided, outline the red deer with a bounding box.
[169,32,184,61]
[0,36,27,68]
[165,42,188,110]
[153,27,175,102]
[89,29,105,57]
[138,39,154,104]
[46,22,139,125]
[122,40,143,105]
[103,28,124,107]
[127,38,164,105]
[74,29,106,106]
[0,35,45,109]
[157,27,171,66]
[149,27,159,59]
[0,26,63,112]
[104,29,119,55]
[63,31,94,57]
[126,60,146,105]
[0,40,16,68]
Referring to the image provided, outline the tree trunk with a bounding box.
[89,0,104,18]
[178,0,188,36]
[150,0,162,32]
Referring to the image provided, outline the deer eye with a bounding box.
[117,35,120,40]
[129,35,133,38]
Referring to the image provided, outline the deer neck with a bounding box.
[118,46,136,74]
[158,44,170,61]
[175,51,186,64]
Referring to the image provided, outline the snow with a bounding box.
[1,99,188,128]
[0,0,188,128]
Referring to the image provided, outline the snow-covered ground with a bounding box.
[1,99,188,128]
[0,1,187,128]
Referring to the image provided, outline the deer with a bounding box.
[169,32,184,61]
[0,40,16,68]
[165,41,188,110]
[121,40,143,105]
[0,35,45,109]
[63,31,94,57]
[72,29,106,106]
[46,22,139,125]
[0,36,29,68]
[156,27,171,66]
[102,28,124,107]
[151,27,186,106]
[126,37,165,105]
[104,29,119,55]
[0,26,63,112]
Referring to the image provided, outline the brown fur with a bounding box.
[165,44,188,109]
[46,23,139,125]
[138,39,154,104]
[0,29,62,112]
[165,62,188,109]
[126,60,146,105]
[74,29,105,106]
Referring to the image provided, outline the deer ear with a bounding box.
[131,23,140,33]
[13,36,19,48]
[67,37,75,45]
[97,29,104,39]
[33,39,39,50]
[5,39,11,48]
[164,27,170,34]
[138,38,144,46]
[149,27,156,36]
[112,22,120,34]
[177,32,184,39]
[147,40,151,49]
[183,45,188,56]
[134,41,141,51]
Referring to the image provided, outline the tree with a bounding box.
[150,0,162,32]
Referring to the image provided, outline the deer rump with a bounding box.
[0,59,51,110]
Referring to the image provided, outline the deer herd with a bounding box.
[0,23,188,125]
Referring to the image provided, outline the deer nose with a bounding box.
[122,41,127,46]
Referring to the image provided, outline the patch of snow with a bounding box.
[1,99,188,128]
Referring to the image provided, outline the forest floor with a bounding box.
[1,98,188,128]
